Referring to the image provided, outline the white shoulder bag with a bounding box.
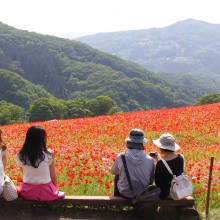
[161,155,193,200]
[0,148,18,201]
[2,175,18,201]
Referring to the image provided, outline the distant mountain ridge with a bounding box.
[0,21,216,112]
[78,19,220,83]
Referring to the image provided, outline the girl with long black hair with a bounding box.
[16,126,65,201]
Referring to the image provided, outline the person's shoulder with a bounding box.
[112,152,123,164]
[146,154,153,160]
[155,159,163,167]
[117,152,126,158]
[43,149,54,160]
[46,149,55,158]
[47,149,54,155]
[44,149,54,164]
[177,154,185,161]
[146,155,154,161]
[145,154,154,164]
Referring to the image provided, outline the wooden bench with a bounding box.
[0,195,199,219]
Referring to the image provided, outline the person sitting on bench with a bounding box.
[152,133,184,199]
[111,128,154,199]
[16,125,65,201]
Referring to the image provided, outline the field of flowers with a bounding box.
[0,102,219,213]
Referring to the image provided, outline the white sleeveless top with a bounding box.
[16,152,53,184]
[0,148,4,194]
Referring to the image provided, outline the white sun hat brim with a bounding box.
[153,139,180,151]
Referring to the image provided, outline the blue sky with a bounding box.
[0,0,219,37]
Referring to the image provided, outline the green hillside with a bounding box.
[0,68,53,108]
[0,21,198,111]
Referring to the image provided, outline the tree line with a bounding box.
[0,96,120,125]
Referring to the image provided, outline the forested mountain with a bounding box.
[78,19,220,89]
[0,21,202,112]
[0,69,53,108]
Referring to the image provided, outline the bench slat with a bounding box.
[0,195,194,207]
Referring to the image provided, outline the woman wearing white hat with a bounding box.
[152,133,185,199]
[111,129,154,199]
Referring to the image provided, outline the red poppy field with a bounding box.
[1,102,219,213]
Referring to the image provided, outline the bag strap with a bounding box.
[161,159,174,176]
[121,154,134,194]
[161,154,186,176]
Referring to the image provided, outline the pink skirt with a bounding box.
[17,181,65,201]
